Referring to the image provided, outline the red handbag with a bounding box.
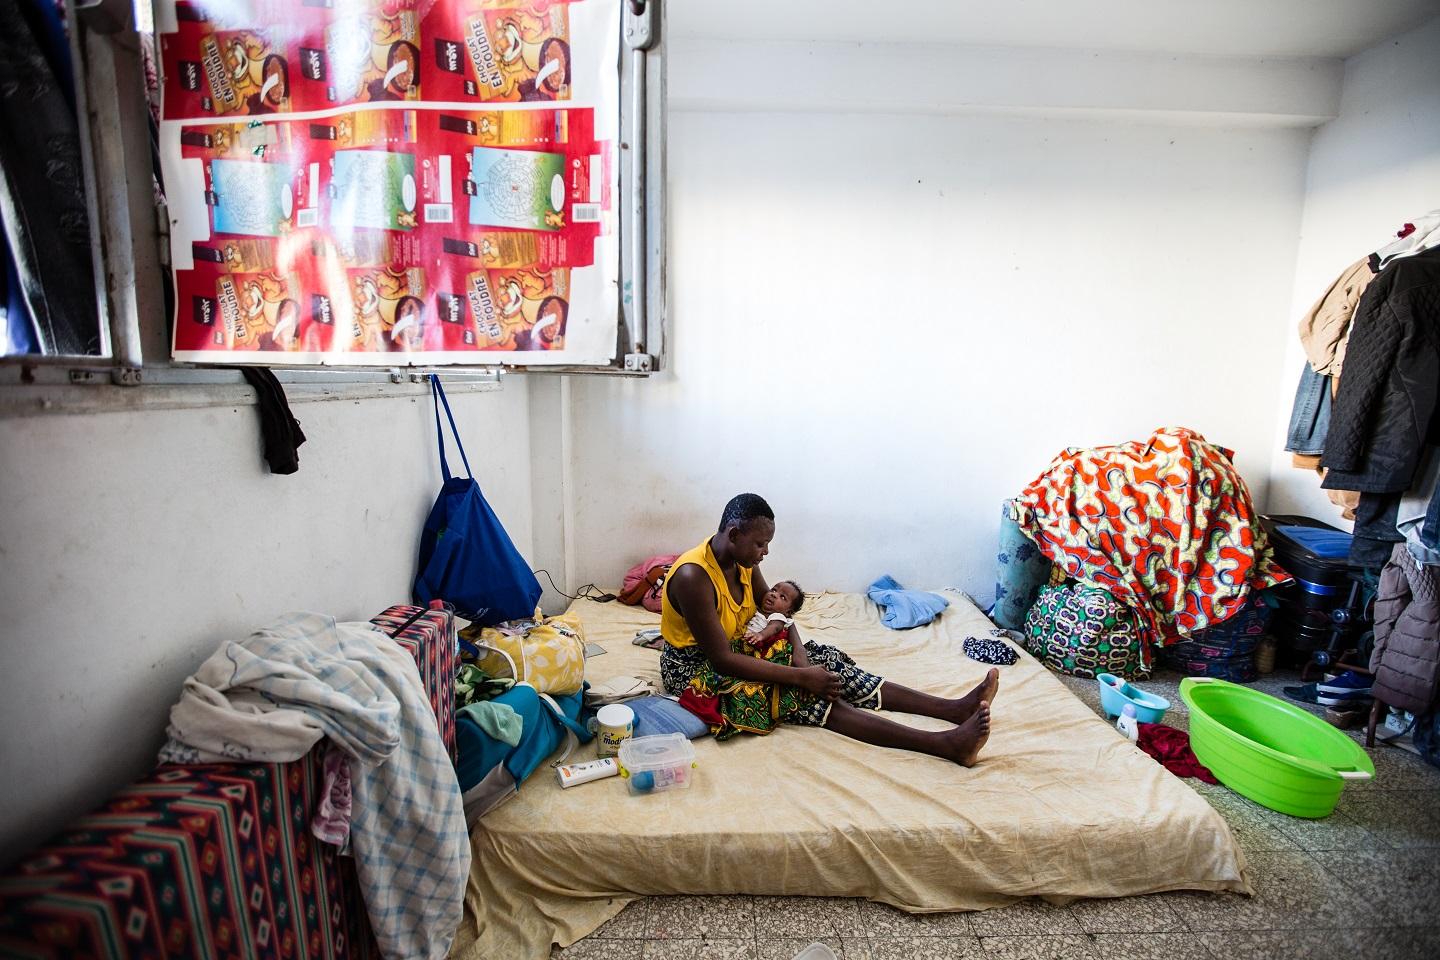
[619,554,680,612]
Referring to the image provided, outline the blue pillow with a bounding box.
[993,501,1053,630]
[627,696,709,739]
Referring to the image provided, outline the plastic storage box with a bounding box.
[618,732,696,795]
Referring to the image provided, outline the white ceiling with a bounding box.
[666,0,1440,60]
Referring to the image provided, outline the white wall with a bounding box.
[561,106,1311,596]
[1265,15,1440,522]
[669,0,1440,60]
[0,383,534,865]
[527,375,574,610]
[668,39,1341,126]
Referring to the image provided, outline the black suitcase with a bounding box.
[1260,514,1367,660]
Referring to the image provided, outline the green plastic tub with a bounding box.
[1180,677,1374,818]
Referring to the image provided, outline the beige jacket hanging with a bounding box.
[1298,257,1375,377]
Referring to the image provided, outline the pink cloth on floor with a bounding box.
[311,747,354,845]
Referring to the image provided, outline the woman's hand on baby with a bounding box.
[797,666,841,701]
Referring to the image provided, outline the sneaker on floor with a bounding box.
[1317,670,1373,695]
[1317,687,1374,707]
[1284,682,1320,704]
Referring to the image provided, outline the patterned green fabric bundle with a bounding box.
[1024,583,1151,680]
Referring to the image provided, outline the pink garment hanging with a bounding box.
[311,747,354,846]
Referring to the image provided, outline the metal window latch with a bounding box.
[625,0,656,51]
[65,366,142,386]
[624,353,654,373]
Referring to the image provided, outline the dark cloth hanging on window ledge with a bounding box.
[237,367,307,474]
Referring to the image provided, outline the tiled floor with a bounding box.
[554,668,1440,959]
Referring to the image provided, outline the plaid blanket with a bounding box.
[160,613,469,960]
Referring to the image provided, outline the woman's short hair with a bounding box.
[718,493,774,533]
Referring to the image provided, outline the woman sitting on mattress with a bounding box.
[661,493,997,765]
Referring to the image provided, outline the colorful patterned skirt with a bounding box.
[660,638,884,739]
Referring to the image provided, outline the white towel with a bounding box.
[1374,209,1440,270]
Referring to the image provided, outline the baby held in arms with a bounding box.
[744,579,804,657]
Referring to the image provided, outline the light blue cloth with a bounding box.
[867,575,949,630]
[993,500,1053,629]
[458,700,523,746]
[628,695,710,739]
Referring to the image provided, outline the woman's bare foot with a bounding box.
[947,668,1000,725]
[938,702,990,766]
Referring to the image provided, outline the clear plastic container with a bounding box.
[617,732,696,795]
[790,944,839,960]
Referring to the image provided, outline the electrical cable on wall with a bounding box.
[534,568,616,603]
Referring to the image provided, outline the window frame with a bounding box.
[0,0,665,403]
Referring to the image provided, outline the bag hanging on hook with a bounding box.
[413,374,543,625]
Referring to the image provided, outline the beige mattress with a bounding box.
[450,591,1250,960]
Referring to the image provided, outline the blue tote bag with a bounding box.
[413,375,542,624]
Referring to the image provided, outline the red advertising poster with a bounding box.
[156,0,620,366]
[159,0,582,120]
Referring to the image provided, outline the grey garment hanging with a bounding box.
[0,0,100,355]
[1371,544,1440,716]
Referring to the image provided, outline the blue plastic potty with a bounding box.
[1096,673,1170,723]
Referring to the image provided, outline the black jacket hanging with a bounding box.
[1322,246,1440,494]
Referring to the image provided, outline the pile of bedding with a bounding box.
[1005,426,1289,679]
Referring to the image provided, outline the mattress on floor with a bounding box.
[451,590,1250,960]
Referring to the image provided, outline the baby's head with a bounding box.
[762,580,804,616]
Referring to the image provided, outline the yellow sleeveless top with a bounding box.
[660,539,756,648]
